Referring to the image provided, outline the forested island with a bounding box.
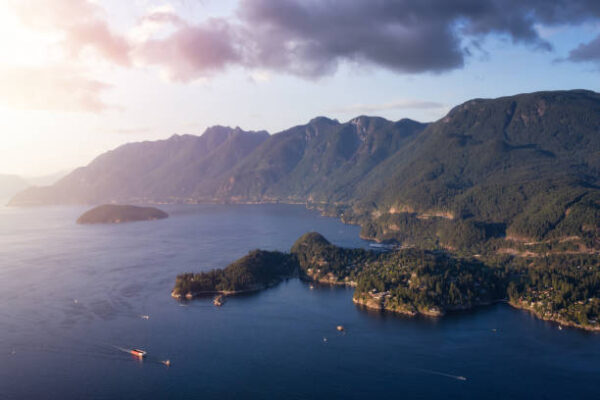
[76,204,168,224]
[173,232,600,331]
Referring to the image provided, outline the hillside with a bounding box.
[9,117,426,207]
[347,90,600,249]
[217,116,426,202]
[9,89,600,252]
[9,126,269,205]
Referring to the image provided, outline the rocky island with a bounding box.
[76,204,168,224]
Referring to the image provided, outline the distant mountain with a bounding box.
[0,174,29,201]
[9,118,425,205]
[26,169,71,187]
[10,126,269,205]
[9,89,600,248]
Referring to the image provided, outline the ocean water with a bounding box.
[0,203,598,399]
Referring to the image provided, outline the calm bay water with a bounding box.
[0,203,598,399]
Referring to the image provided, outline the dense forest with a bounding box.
[174,232,600,330]
[505,254,600,327]
[76,204,168,224]
[172,250,297,297]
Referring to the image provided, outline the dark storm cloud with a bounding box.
[568,35,600,63]
[232,0,600,77]
[141,0,598,80]
[237,0,466,76]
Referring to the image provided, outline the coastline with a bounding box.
[171,279,290,301]
[509,300,600,332]
[352,292,505,318]
[156,199,597,333]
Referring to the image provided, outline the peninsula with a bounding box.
[171,250,297,299]
[174,232,600,331]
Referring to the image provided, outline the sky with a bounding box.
[1,0,600,176]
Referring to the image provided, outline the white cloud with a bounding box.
[330,99,446,114]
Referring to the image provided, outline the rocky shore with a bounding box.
[352,292,442,317]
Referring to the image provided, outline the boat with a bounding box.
[336,325,345,332]
[130,349,147,358]
[213,294,226,307]
[162,360,171,367]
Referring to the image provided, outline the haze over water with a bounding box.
[0,204,598,399]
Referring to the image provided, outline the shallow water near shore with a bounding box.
[0,203,599,399]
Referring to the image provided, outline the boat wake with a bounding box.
[412,367,467,381]
[111,345,170,366]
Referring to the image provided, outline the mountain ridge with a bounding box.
[9,89,600,251]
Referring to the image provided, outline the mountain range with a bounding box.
[9,89,600,249]
[0,170,70,201]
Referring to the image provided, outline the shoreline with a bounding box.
[509,300,600,332]
[63,199,594,334]
[171,279,290,301]
[352,292,507,318]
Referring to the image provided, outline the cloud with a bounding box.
[127,0,600,80]
[8,0,600,87]
[11,0,131,66]
[0,66,111,112]
[237,0,465,76]
[133,18,242,81]
[330,100,446,114]
[568,34,600,64]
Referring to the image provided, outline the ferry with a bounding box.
[130,349,147,358]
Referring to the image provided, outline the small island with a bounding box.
[76,204,168,224]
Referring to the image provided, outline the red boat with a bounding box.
[130,349,147,358]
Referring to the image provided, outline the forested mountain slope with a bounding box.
[10,90,600,251]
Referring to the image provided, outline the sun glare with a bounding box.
[0,6,61,67]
